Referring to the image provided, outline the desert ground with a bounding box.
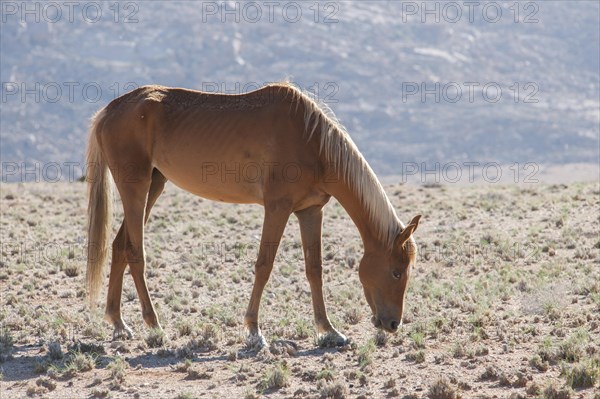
[0,180,599,399]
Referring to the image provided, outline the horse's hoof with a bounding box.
[112,323,134,341]
[318,330,349,348]
[246,333,268,351]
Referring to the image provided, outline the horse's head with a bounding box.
[359,215,421,333]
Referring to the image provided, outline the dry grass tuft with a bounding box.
[318,380,348,399]
[47,341,63,360]
[145,328,167,348]
[187,366,211,380]
[357,339,376,369]
[0,329,14,361]
[63,264,79,277]
[562,359,599,389]
[427,377,456,399]
[35,377,56,391]
[107,356,128,386]
[542,384,572,399]
[259,362,289,391]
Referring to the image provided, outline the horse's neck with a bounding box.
[298,91,399,251]
[325,174,396,252]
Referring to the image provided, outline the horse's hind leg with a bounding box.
[106,221,132,339]
[107,168,166,339]
[296,205,347,346]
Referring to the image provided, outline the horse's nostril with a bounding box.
[390,320,399,331]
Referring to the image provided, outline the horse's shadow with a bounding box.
[0,339,348,384]
[126,351,229,369]
[124,339,348,369]
[1,344,107,383]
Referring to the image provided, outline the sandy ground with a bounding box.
[0,180,599,399]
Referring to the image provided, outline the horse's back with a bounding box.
[97,84,325,207]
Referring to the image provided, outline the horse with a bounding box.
[85,82,421,346]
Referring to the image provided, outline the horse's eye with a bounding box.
[392,270,402,279]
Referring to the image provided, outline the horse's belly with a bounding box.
[177,179,263,204]
[154,157,265,205]
[151,120,296,205]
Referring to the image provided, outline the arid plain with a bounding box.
[1,180,599,398]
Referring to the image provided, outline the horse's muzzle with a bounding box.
[372,315,400,333]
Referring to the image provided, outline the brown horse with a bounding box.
[86,83,421,346]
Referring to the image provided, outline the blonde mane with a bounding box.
[274,83,402,248]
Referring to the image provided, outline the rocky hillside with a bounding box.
[1,1,598,180]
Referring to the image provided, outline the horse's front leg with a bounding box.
[296,205,348,346]
[244,200,292,349]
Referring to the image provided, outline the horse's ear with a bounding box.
[408,215,421,230]
[396,215,421,247]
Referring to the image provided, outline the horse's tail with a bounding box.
[86,108,112,308]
